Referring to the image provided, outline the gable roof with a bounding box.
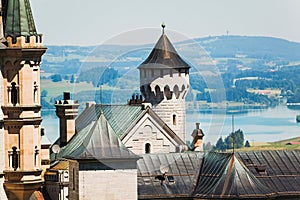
[76,104,145,138]
[138,33,191,70]
[55,111,138,161]
[193,152,275,199]
[237,150,300,197]
[75,104,186,146]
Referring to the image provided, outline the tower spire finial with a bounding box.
[161,22,166,35]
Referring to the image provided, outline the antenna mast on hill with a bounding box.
[232,114,235,154]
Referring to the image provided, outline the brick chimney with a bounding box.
[55,92,79,147]
[191,123,204,151]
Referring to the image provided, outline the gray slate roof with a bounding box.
[138,152,203,199]
[237,150,300,197]
[138,34,191,70]
[193,152,274,199]
[138,150,300,199]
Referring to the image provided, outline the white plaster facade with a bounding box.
[77,170,137,200]
[122,112,181,154]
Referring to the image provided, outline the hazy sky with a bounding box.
[30,0,300,46]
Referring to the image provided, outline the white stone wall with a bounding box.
[152,99,186,142]
[78,169,137,200]
[141,71,189,143]
[123,115,177,154]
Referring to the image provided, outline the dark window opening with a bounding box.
[164,85,172,100]
[167,175,175,183]
[11,82,18,105]
[12,146,19,171]
[173,114,176,125]
[174,85,179,99]
[34,146,39,167]
[72,168,75,190]
[145,143,151,154]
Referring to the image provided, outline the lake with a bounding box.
[42,104,300,144]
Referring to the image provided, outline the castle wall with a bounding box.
[152,99,186,142]
[123,114,178,154]
[78,170,137,200]
[141,72,189,143]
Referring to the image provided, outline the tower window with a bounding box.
[11,82,18,105]
[34,146,39,168]
[34,82,38,103]
[145,143,151,154]
[11,146,19,171]
[151,69,154,77]
[164,85,172,100]
[173,114,177,125]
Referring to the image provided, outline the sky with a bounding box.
[30,0,300,46]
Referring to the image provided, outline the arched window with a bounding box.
[34,82,38,103]
[164,85,172,100]
[34,146,39,168]
[12,146,19,171]
[145,143,151,154]
[174,85,180,99]
[173,114,177,125]
[11,82,18,105]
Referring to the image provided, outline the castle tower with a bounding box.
[138,25,190,143]
[55,92,79,147]
[0,0,46,199]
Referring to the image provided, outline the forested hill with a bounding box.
[44,35,300,65]
[41,35,300,107]
[194,35,300,61]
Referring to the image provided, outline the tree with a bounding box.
[215,137,226,152]
[50,74,62,82]
[245,140,251,147]
[41,90,48,98]
[70,74,75,83]
[203,142,213,152]
[221,129,245,150]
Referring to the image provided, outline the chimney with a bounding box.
[191,123,204,151]
[55,92,79,147]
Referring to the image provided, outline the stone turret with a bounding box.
[55,92,79,147]
[0,0,47,199]
[138,25,190,143]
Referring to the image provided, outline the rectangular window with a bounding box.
[72,168,75,190]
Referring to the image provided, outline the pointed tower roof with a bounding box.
[3,0,37,39]
[58,111,139,161]
[193,152,276,199]
[138,24,191,69]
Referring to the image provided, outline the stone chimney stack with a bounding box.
[191,123,204,151]
[55,92,79,147]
